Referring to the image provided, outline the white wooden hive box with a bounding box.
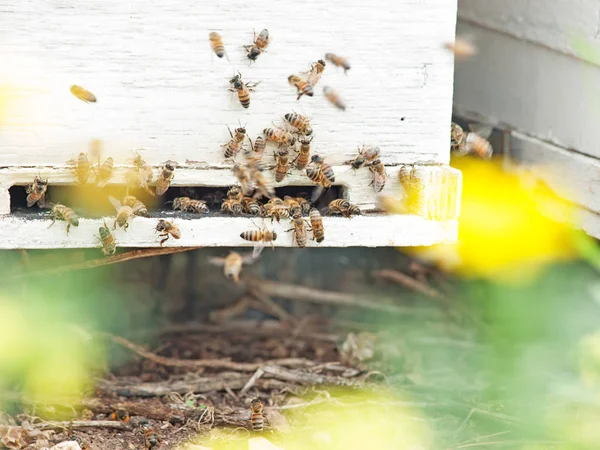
[0,0,461,249]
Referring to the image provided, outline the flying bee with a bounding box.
[209,251,256,283]
[284,112,312,135]
[241,222,278,258]
[288,75,314,100]
[208,31,227,59]
[250,398,265,432]
[95,157,114,188]
[324,53,351,73]
[232,163,254,196]
[251,168,275,199]
[229,72,259,109]
[264,127,296,147]
[450,122,493,159]
[244,148,265,172]
[245,28,270,61]
[346,145,381,170]
[108,196,134,230]
[327,199,361,218]
[309,208,325,243]
[305,59,326,87]
[129,152,155,195]
[223,126,247,159]
[242,197,264,216]
[296,197,311,215]
[367,159,387,192]
[122,195,149,217]
[110,409,130,423]
[221,198,243,215]
[323,86,346,110]
[67,152,91,184]
[443,36,477,60]
[70,85,97,103]
[283,196,302,217]
[172,196,209,213]
[26,176,48,208]
[274,148,291,182]
[98,220,117,256]
[296,136,312,170]
[48,203,79,234]
[155,219,180,246]
[286,211,309,248]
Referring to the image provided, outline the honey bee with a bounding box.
[67,152,91,184]
[274,148,290,182]
[450,122,493,159]
[264,198,290,223]
[110,409,130,423]
[229,72,259,109]
[251,168,275,199]
[307,154,335,201]
[250,398,265,432]
[48,203,79,234]
[209,31,227,59]
[156,219,181,246]
[241,222,278,258]
[227,186,243,201]
[245,29,270,61]
[97,220,117,256]
[284,112,312,135]
[251,135,267,156]
[172,196,209,213]
[264,127,296,147]
[443,36,477,60]
[288,75,314,100]
[70,85,97,103]
[129,152,155,195]
[286,211,309,248]
[108,196,134,230]
[305,59,326,87]
[95,157,114,188]
[323,86,346,110]
[132,152,153,182]
[283,196,302,217]
[296,197,311,215]
[221,198,243,215]
[122,195,149,217]
[232,163,254,196]
[244,148,265,172]
[209,251,256,283]
[242,197,264,216]
[324,53,351,73]
[155,163,175,196]
[26,176,48,208]
[367,159,386,192]
[346,145,381,170]
[309,208,325,243]
[296,136,312,170]
[327,199,361,218]
[223,126,247,159]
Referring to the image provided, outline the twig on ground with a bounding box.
[373,269,445,299]
[239,369,265,396]
[261,365,361,387]
[34,420,131,431]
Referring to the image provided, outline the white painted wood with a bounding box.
[454,20,600,161]
[0,215,458,249]
[0,0,456,166]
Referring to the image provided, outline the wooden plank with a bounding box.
[0,0,456,166]
[0,215,458,249]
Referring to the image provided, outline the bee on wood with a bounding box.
[229,72,259,109]
[110,409,130,423]
[264,199,290,223]
[274,148,290,182]
[95,157,114,188]
[443,36,477,60]
[296,136,313,170]
[346,145,381,170]
[251,168,275,199]
[223,126,248,159]
[67,152,91,184]
[221,198,243,215]
[155,163,175,196]
[307,154,335,201]
[122,195,149,217]
[323,86,346,110]
[296,197,311,215]
[325,53,351,73]
[208,31,227,59]
[26,176,48,208]
[227,185,244,202]
[286,211,309,248]
[327,199,361,218]
[284,112,312,136]
[108,196,134,230]
[367,159,386,192]
[251,135,267,156]
[209,251,256,283]
[242,197,264,216]
[97,220,117,256]
[241,222,277,258]
[70,85,97,103]
[232,163,254,196]
[155,219,180,246]
[250,398,265,432]
[283,196,302,217]
[245,29,270,61]
[305,59,326,87]
[264,127,296,147]
[309,208,325,243]
[450,122,493,159]
[48,203,79,234]
[288,75,314,100]
[172,196,209,214]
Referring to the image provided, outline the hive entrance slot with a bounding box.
[9,184,344,218]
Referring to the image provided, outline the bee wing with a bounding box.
[310,185,325,203]
[37,193,47,208]
[108,195,122,211]
[467,123,493,139]
[208,257,227,267]
[252,242,265,259]
[241,252,258,264]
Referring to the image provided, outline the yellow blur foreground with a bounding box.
[398,158,582,284]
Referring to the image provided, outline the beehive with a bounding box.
[0,0,460,249]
